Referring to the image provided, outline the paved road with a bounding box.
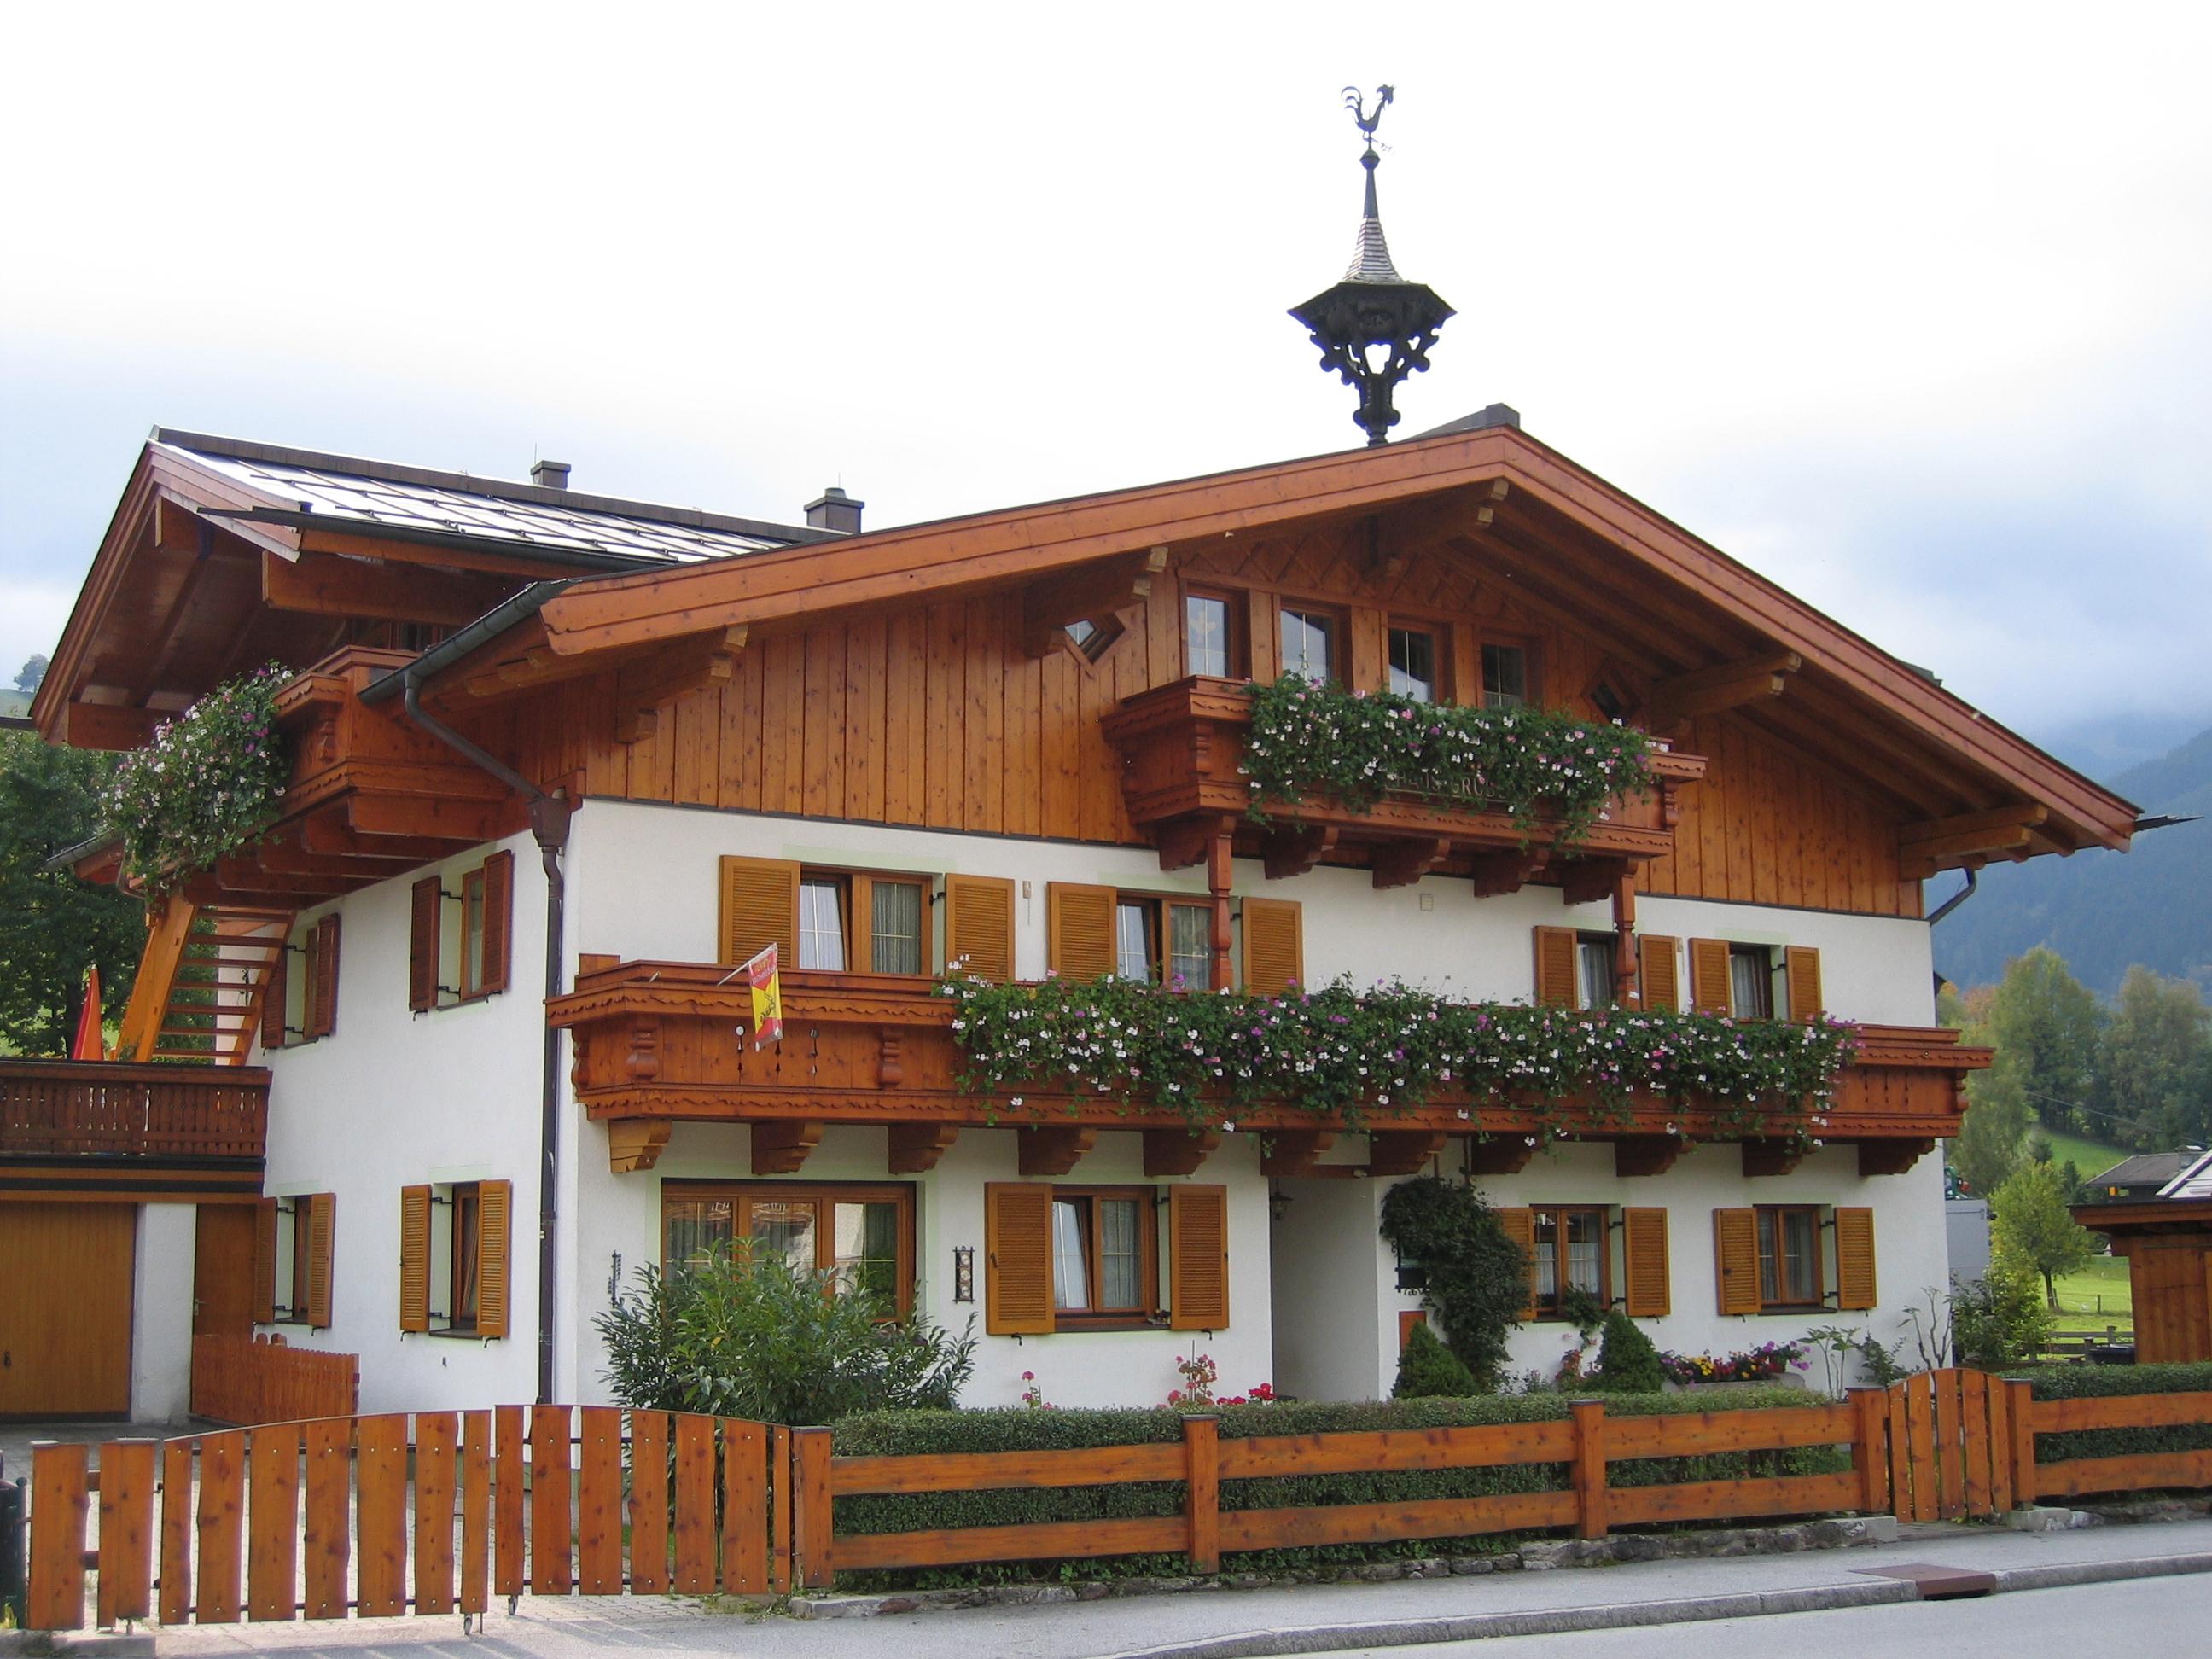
[1314,1571,2212,1656]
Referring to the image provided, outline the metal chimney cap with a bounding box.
[531,459,573,491]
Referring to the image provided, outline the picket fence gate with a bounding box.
[24,1370,2212,1632]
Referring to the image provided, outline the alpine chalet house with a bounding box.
[20,410,2134,1417]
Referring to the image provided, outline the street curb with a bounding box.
[1096,1548,2212,1659]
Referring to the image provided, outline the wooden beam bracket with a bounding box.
[1642,650,1802,727]
[1016,1125,1098,1177]
[1371,836,1454,891]
[1742,1139,1806,1178]
[888,1122,958,1174]
[1614,1135,1681,1178]
[1855,1138,1935,1178]
[1143,1128,1223,1178]
[608,1119,672,1174]
[1260,1130,1336,1178]
[1467,850,1548,898]
[750,1120,824,1177]
[1368,1130,1447,1178]
[1463,1137,1537,1176]
[1262,824,1339,881]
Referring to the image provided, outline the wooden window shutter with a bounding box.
[1622,1207,1671,1318]
[984,1183,1055,1336]
[304,1193,335,1330]
[1169,1185,1231,1330]
[1835,1206,1877,1310]
[476,1179,513,1339]
[1240,898,1303,996]
[1638,935,1680,1013]
[409,876,441,1012]
[1713,1208,1761,1315]
[253,1197,278,1324]
[944,874,1016,981]
[309,915,341,1039]
[1688,938,1733,1015]
[718,856,801,969]
[1496,1206,1538,1319]
[1784,946,1824,1022]
[479,851,515,996]
[259,943,288,1051]
[1046,882,1117,982]
[1532,926,1578,1008]
[399,1185,432,1333]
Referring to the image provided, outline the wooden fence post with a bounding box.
[26,1441,89,1632]
[793,1427,835,1591]
[2007,1379,2038,1506]
[1183,1414,1220,1574]
[1569,1400,1608,1540]
[770,1423,793,1595]
[1847,1387,1889,1514]
[96,1438,157,1628]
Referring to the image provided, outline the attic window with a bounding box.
[1064,615,1126,664]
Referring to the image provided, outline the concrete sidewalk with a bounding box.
[120,1515,2212,1659]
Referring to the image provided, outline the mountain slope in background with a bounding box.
[1931,725,2212,998]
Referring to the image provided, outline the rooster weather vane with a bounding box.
[1289,84,1452,446]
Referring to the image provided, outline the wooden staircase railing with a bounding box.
[115,897,293,1064]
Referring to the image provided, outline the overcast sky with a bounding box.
[5,4,2209,777]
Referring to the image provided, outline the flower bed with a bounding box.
[1241,675,1656,844]
[102,665,290,892]
[1659,1342,1810,1386]
[942,972,1856,1136]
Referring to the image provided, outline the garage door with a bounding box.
[0,1202,136,1417]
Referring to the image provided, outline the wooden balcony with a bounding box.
[549,963,1986,1179]
[1099,678,1707,894]
[0,1058,268,1200]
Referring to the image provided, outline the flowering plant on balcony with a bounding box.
[940,969,1856,1138]
[102,665,290,892]
[1658,1341,1809,1386]
[1242,675,1656,844]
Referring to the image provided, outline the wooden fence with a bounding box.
[23,1371,2212,1632]
[190,1336,359,1426]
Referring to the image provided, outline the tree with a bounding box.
[1392,1319,1477,1398]
[0,731,143,1052]
[1591,1309,1666,1393]
[1985,947,2105,1135]
[1989,1161,2100,1311]
[1948,984,2030,1198]
[14,654,46,694]
[2093,967,2212,1150]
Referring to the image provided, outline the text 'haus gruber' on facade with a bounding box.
[9,98,2139,1420]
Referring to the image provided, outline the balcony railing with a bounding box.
[1098,678,1707,891]
[550,963,1985,1168]
[0,1058,270,1161]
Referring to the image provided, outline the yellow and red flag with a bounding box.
[744,943,783,1049]
[72,966,106,1061]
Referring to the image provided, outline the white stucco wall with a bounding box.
[252,830,546,1414]
[131,1202,197,1421]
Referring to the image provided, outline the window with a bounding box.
[1388,625,1440,702]
[1576,934,1616,1009]
[1051,1190,1156,1318]
[265,913,341,1048]
[254,1192,333,1329]
[1755,1206,1823,1307]
[1279,606,1336,684]
[1729,945,1775,1020]
[1112,894,1213,986]
[1062,615,1127,663]
[661,1182,914,1313]
[796,870,930,974]
[400,1180,511,1336]
[1185,591,1238,678]
[1481,643,1529,709]
[1531,1205,1610,1317]
[409,851,512,1011]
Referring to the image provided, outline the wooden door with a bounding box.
[2133,1239,2212,1363]
[193,1205,257,1337]
[0,1202,136,1417]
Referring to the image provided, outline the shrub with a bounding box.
[1591,1312,1665,1394]
[1393,1321,1478,1398]
[594,1247,975,1424]
[2003,1361,2212,1466]
[1953,1254,2052,1368]
[1379,1176,1529,1388]
[828,1387,1849,1588]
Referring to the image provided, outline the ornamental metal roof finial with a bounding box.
[1289,84,1454,446]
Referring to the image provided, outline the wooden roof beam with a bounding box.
[56,701,166,751]
[1642,651,1802,727]
[261,550,518,626]
[611,626,748,746]
[1899,805,2049,878]
[1019,547,1169,658]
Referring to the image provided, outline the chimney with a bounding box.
[531,459,572,491]
[805,486,864,534]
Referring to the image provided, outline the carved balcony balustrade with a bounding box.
[1098,678,1707,897]
[548,961,1988,1179]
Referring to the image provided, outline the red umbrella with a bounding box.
[71,965,106,1061]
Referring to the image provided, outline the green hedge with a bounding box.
[2004,1362,2212,1465]
[828,1388,1850,1587]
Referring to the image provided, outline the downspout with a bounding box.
[398,671,574,1406]
[1926,866,1977,1004]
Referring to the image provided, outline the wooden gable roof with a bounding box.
[440,422,2136,863]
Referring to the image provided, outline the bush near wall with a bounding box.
[2005,1361,2212,1464]
[830,1387,1849,1587]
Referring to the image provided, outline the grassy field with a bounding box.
[2051,1253,2134,1332]
[2028,1125,2130,1181]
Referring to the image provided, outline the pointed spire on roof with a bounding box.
[1344,149,1405,283]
